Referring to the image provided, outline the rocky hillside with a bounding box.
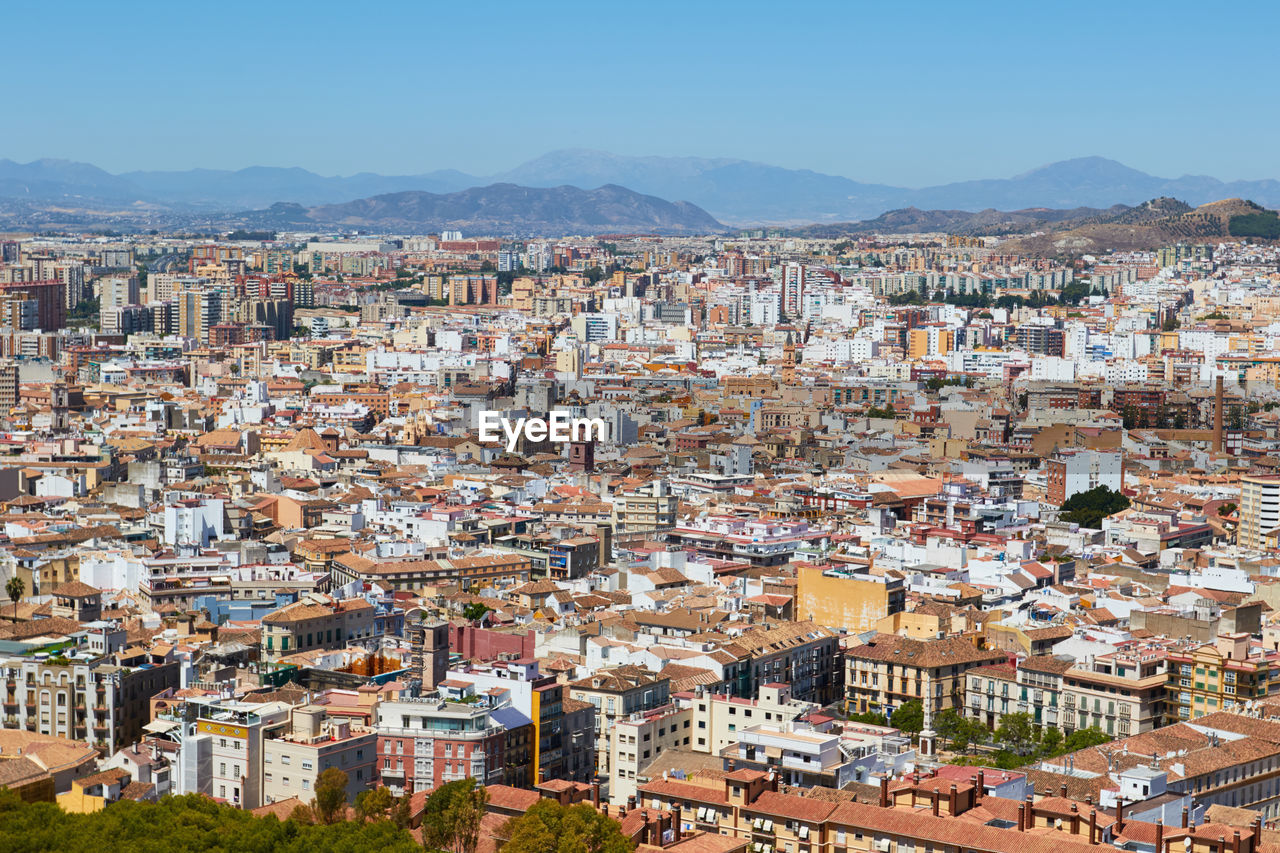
[1000,198,1276,254]
[292,183,723,235]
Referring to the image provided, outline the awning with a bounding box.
[143,719,180,734]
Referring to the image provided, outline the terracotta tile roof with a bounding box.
[847,633,1004,668]
[748,790,836,823]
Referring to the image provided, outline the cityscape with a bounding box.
[6,2,1280,853]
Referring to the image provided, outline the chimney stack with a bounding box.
[673,807,682,842]
[1233,831,1241,853]
[932,793,940,817]
[1182,807,1189,829]
[1156,820,1164,853]
[628,795,637,813]
[1090,810,1098,845]
[1061,783,1068,799]
[592,783,601,808]
[976,770,985,803]
[1214,375,1225,454]
[1116,799,1125,836]
[1018,801,1027,832]
[949,784,957,816]
[879,775,890,808]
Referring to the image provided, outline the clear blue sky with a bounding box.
[9,0,1279,185]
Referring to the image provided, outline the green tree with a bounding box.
[1039,726,1064,756]
[392,795,413,829]
[313,767,349,825]
[1219,502,1238,517]
[889,700,923,734]
[847,710,889,726]
[462,602,493,622]
[583,266,606,284]
[934,708,964,748]
[994,712,1038,756]
[1063,727,1111,752]
[5,575,23,623]
[1229,211,1280,239]
[0,789,423,853]
[355,787,395,823]
[423,778,489,853]
[1059,485,1130,529]
[499,800,632,853]
[952,717,989,753]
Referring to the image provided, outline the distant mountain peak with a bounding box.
[1013,156,1152,181]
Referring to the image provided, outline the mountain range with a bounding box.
[240,184,724,236]
[4,151,1280,228]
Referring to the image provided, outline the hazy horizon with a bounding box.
[6,150,1280,191]
[9,0,1280,186]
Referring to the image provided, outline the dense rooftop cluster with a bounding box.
[3,229,1280,853]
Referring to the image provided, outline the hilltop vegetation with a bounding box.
[0,790,422,853]
[999,197,1278,254]
[1229,209,1280,239]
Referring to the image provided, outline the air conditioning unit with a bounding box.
[875,840,892,852]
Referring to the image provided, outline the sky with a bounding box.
[9,0,1280,186]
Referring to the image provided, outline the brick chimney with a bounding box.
[672,807,682,842]
[1115,799,1125,836]
[1156,820,1164,853]
[975,770,985,803]
[879,775,890,808]
[1089,810,1098,845]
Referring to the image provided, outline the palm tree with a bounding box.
[5,576,24,623]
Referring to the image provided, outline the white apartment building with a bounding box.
[1240,475,1280,551]
[262,706,376,805]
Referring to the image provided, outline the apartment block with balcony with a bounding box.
[260,594,375,663]
[261,705,376,805]
[726,723,860,790]
[845,634,1005,719]
[374,698,509,796]
[569,666,671,781]
[3,654,180,753]
[1062,646,1167,738]
[1165,633,1280,724]
[610,702,692,805]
